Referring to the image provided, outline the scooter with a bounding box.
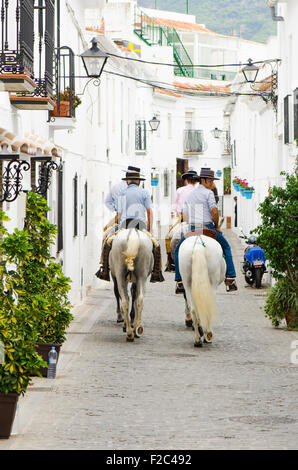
[239,231,267,288]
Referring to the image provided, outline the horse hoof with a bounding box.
[123,325,126,333]
[135,325,144,338]
[126,334,134,342]
[117,315,124,323]
[194,340,203,348]
[204,332,213,343]
[185,319,193,328]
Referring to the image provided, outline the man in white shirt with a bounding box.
[174,168,237,293]
[165,170,200,271]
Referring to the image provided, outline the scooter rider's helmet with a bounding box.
[247,235,257,245]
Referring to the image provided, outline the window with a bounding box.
[135,120,147,150]
[57,164,63,252]
[73,173,78,237]
[164,170,169,197]
[294,88,298,140]
[284,95,290,144]
[84,181,88,236]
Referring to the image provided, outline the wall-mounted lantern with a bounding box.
[80,38,109,79]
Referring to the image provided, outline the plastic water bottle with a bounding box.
[47,347,58,379]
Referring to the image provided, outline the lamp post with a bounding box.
[80,38,109,79]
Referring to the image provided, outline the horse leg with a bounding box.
[130,282,137,326]
[118,280,134,342]
[191,309,203,348]
[183,292,192,327]
[133,280,145,338]
[113,276,123,323]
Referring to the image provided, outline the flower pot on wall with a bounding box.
[0,393,19,439]
[245,190,254,199]
[233,183,240,191]
[34,342,62,377]
[49,100,70,118]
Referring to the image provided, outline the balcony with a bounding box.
[183,129,207,156]
[0,1,55,110]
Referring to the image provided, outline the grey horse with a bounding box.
[109,228,154,342]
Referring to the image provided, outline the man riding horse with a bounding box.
[165,170,200,271]
[174,167,238,294]
[96,169,165,283]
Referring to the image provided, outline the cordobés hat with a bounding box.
[181,170,200,181]
[199,168,219,180]
[122,170,146,181]
[122,165,145,181]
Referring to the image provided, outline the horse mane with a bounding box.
[123,229,140,272]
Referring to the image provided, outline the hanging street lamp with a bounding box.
[241,58,259,84]
[148,116,160,132]
[80,38,109,79]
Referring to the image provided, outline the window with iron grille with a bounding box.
[57,165,63,252]
[164,170,169,197]
[73,173,78,237]
[294,88,298,141]
[284,95,290,144]
[84,181,88,237]
[135,120,147,150]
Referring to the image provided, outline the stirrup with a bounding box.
[175,281,185,294]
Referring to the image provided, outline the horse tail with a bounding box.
[191,242,218,332]
[123,229,140,272]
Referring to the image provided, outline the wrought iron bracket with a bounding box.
[0,158,31,203]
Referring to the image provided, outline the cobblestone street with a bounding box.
[1,229,298,450]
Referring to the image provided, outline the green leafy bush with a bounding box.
[254,167,298,328]
[0,212,45,395]
[20,193,73,344]
[264,277,298,329]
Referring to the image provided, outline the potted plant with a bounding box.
[264,277,298,328]
[244,185,255,199]
[254,166,298,329]
[50,87,82,117]
[232,176,241,191]
[0,212,45,438]
[21,193,73,376]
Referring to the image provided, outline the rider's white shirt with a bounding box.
[183,184,217,225]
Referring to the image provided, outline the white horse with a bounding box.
[179,234,226,347]
[109,228,154,342]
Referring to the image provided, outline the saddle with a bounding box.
[185,228,217,240]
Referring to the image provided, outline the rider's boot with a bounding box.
[95,242,111,281]
[225,277,238,292]
[150,245,165,283]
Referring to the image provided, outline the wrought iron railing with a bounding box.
[134,7,193,78]
[0,0,55,98]
[135,120,147,151]
[0,0,34,76]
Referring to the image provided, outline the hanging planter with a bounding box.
[244,190,254,199]
[151,177,159,187]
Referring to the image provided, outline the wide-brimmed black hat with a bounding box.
[199,168,219,180]
[181,170,200,181]
[122,171,146,181]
